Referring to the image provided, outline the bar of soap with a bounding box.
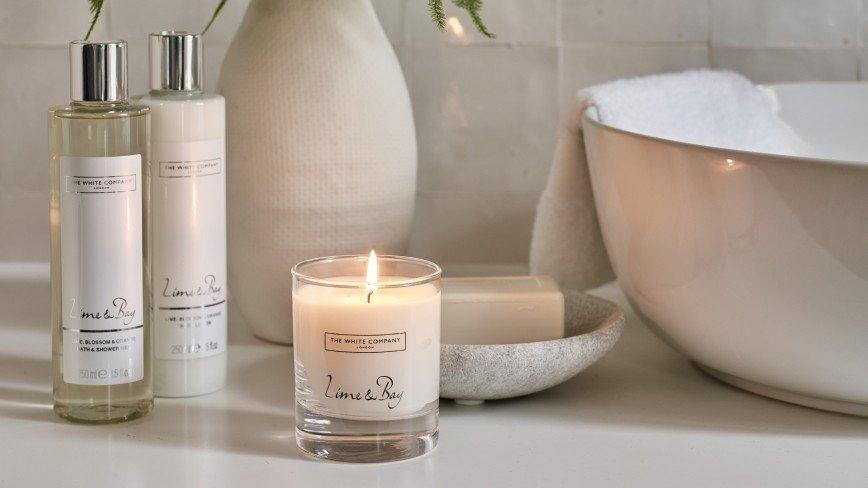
[441,276,565,345]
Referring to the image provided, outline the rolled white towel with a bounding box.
[530,69,810,291]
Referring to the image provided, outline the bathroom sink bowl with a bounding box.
[584,82,868,416]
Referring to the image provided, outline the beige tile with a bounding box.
[408,191,540,265]
[563,0,710,44]
[108,0,248,95]
[109,0,205,96]
[0,46,66,196]
[409,44,558,196]
[371,0,406,47]
[407,0,557,45]
[107,0,250,44]
[712,0,859,47]
[0,192,48,261]
[0,0,109,43]
[560,44,709,106]
[123,37,149,97]
[122,34,230,97]
[206,42,231,92]
[712,46,858,83]
[199,0,251,45]
[862,0,868,49]
[108,0,205,39]
[861,48,868,79]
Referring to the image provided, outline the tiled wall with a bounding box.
[0,0,250,263]
[1,0,865,267]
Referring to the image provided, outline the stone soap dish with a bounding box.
[440,290,625,404]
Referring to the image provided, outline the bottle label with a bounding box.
[152,139,227,360]
[60,155,144,386]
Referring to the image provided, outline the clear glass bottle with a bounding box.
[140,32,227,397]
[50,40,153,423]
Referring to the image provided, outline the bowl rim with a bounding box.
[583,81,868,172]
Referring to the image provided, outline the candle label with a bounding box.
[325,332,407,353]
[294,289,441,420]
[315,324,439,419]
[60,155,144,385]
[152,140,227,360]
[308,324,440,420]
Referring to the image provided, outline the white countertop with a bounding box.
[1,269,867,487]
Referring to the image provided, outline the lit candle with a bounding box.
[291,252,441,462]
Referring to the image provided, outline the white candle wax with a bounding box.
[293,277,440,420]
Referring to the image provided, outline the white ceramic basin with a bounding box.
[584,82,868,416]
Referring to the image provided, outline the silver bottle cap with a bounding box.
[69,40,128,102]
[149,31,203,91]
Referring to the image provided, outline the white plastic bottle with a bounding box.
[141,32,227,397]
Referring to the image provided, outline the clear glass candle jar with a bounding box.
[292,254,441,463]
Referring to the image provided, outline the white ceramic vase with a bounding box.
[220,0,417,344]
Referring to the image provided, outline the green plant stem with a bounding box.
[429,0,494,38]
[429,0,447,30]
[202,0,228,34]
[201,0,493,39]
[84,0,105,41]
[451,0,493,38]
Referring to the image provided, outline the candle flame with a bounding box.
[365,250,378,303]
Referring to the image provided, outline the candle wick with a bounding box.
[367,290,373,304]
